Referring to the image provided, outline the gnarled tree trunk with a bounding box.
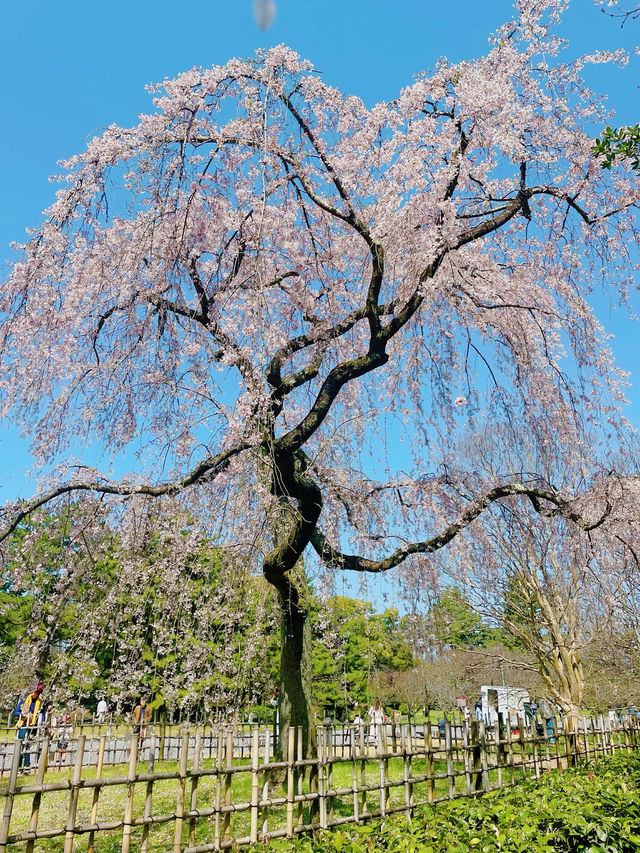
[278,568,316,758]
[261,447,322,758]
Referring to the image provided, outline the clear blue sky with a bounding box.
[1,0,638,501]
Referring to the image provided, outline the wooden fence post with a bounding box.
[310,726,319,826]
[377,724,387,817]
[471,721,482,793]
[25,734,50,853]
[495,720,504,788]
[87,734,106,853]
[425,720,435,802]
[249,728,260,844]
[188,730,202,849]
[0,737,22,853]
[518,724,527,778]
[564,716,577,769]
[445,720,455,799]
[140,732,156,853]
[358,724,367,817]
[553,718,562,771]
[327,726,335,826]
[350,727,360,824]
[463,723,472,796]
[391,712,398,754]
[121,733,139,853]
[403,724,414,818]
[286,727,295,839]
[480,722,490,793]
[224,727,234,842]
[261,730,270,840]
[296,727,304,829]
[318,728,328,830]
[63,735,85,853]
[212,727,223,851]
[173,730,189,853]
[597,714,605,758]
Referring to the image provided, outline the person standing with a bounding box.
[368,699,385,743]
[132,697,151,741]
[54,714,73,767]
[16,685,44,770]
[96,697,108,725]
[538,696,556,743]
[353,708,365,743]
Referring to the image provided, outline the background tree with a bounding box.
[428,588,495,654]
[1,1,640,754]
[312,596,413,718]
[0,502,283,716]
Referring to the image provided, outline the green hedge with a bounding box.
[289,753,640,852]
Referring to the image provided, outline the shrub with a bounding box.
[288,753,640,852]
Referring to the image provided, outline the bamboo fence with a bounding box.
[0,713,637,852]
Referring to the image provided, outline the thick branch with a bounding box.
[310,482,607,573]
[0,443,249,544]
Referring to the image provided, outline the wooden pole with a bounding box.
[581,715,590,762]
[0,737,22,853]
[403,724,414,819]
[249,728,260,844]
[445,720,455,799]
[505,716,516,785]
[518,724,527,779]
[260,730,270,840]
[223,727,233,843]
[327,725,335,826]
[212,727,223,852]
[25,735,50,853]
[425,720,435,802]
[359,723,367,817]
[63,735,85,853]
[351,726,360,825]
[470,721,482,793]
[463,722,473,796]
[140,728,156,853]
[286,727,295,839]
[87,734,106,853]
[383,721,390,814]
[377,724,387,817]
[188,730,202,849]
[121,733,139,853]
[173,729,189,853]
[296,727,304,829]
[318,728,327,830]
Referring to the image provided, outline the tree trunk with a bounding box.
[278,587,316,759]
[260,447,323,760]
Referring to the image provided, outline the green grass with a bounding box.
[3,752,474,852]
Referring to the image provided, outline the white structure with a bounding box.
[480,685,530,726]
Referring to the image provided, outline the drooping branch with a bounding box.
[310,482,611,574]
[0,442,250,544]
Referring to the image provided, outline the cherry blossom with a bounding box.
[1,0,639,751]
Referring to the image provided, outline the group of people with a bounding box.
[12,686,152,771]
[14,683,74,769]
[352,699,386,742]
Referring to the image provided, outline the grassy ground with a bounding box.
[4,752,483,852]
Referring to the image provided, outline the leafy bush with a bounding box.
[288,752,640,852]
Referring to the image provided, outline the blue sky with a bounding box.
[1,0,639,501]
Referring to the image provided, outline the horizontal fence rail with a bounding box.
[0,713,637,852]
